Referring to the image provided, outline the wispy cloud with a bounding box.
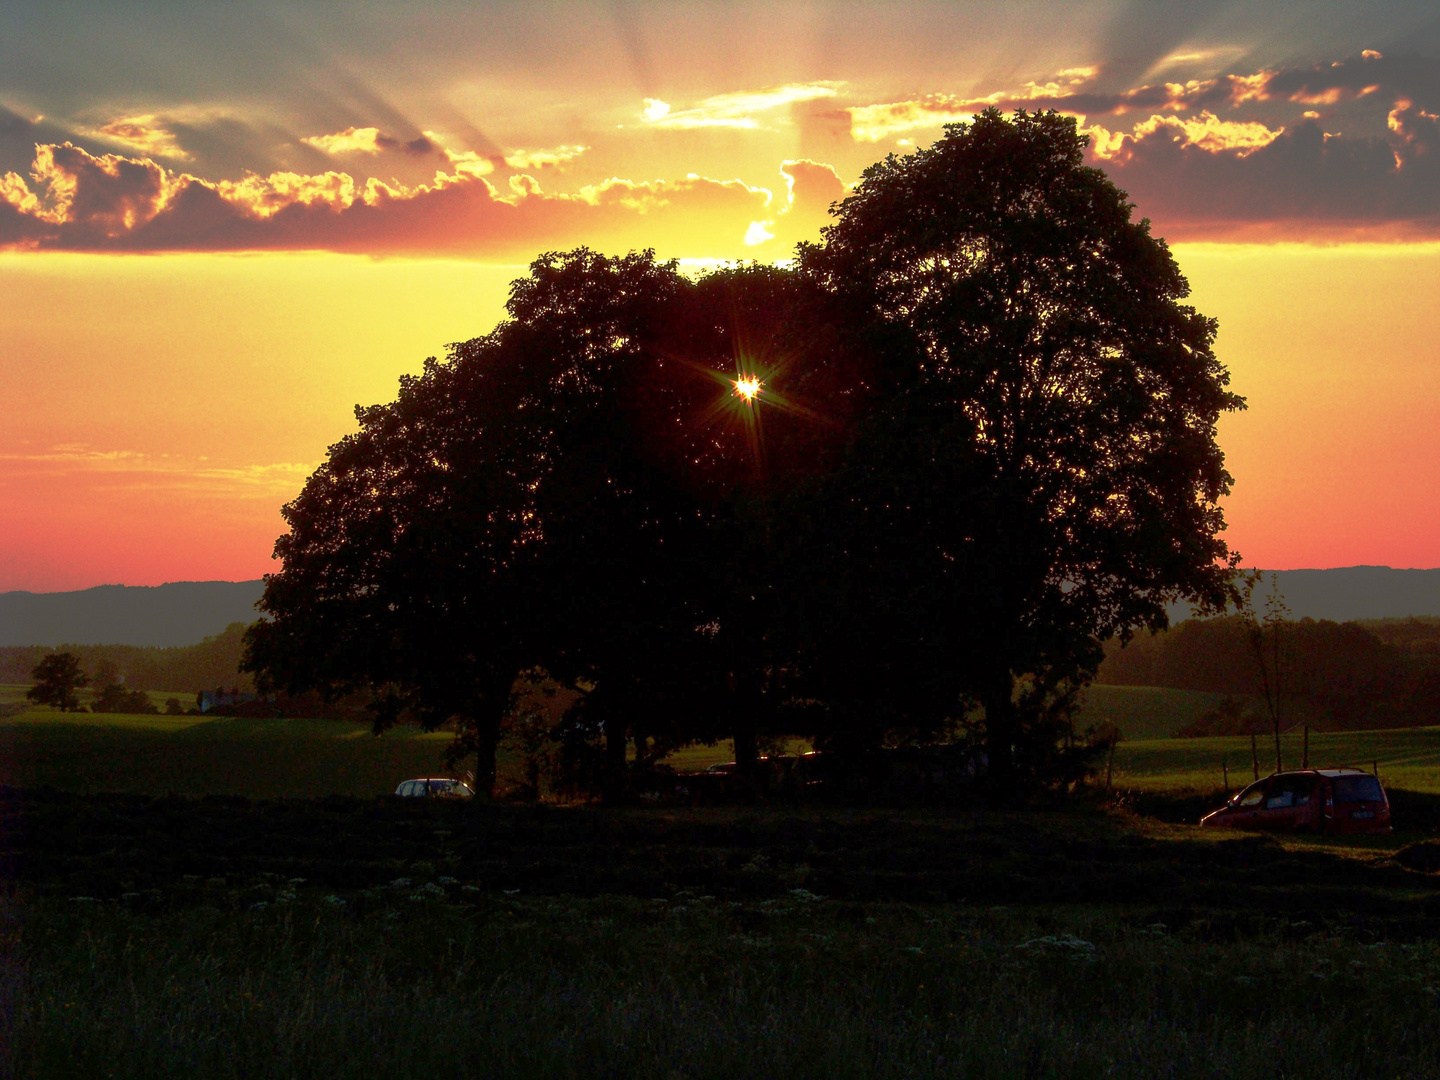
[640,83,841,130]
[302,126,437,157]
[80,115,191,160]
[0,445,317,495]
[503,145,588,170]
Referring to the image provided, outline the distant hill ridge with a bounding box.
[1,567,1438,650]
[0,580,265,648]
[1161,566,1440,624]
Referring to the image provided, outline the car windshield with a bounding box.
[1232,782,1266,807]
[1332,775,1384,803]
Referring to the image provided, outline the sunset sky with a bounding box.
[3,0,1439,592]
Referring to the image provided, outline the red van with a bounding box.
[1200,768,1391,835]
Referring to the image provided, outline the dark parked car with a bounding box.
[1200,768,1390,835]
[394,778,474,798]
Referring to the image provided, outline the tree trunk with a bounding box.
[468,670,517,801]
[730,672,761,799]
[603,710,627,807]
[980,668,1016,794]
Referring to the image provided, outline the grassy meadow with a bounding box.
[7,674,1440,1077]
[8,791,1440,1078]
[3,681,1439,801]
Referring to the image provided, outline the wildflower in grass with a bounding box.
[323,895,346,907]
[288,877,306,886]
[437,876,458,886]
[788,888,825,903]
[461,885,481,894]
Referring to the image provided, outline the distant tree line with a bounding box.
[22,651,186,715]
[245,111,1242,801]
[1097,616,1440,732]
[0,622,256,696]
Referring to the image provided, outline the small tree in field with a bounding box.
[27,652,88,712]
[1241,571,1292,771]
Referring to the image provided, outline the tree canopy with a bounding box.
[793,108,1241,780]
[246,109,1242,798]
[27,652,88,712]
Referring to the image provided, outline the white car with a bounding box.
[394,778,474,798]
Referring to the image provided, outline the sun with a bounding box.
[733,375,762,402]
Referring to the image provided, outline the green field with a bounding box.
[0,707,456,798]
[1111,725,1440,793]
[5,678,1439,799]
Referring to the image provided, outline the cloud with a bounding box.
[81,115,191,160]
[502,145,588,170]
[848,96,985,143]
[641,83,841,131]
[845,69,1237,141]
[302,126,437,157]
[744,220,774,245]
[0,444,316,497]
[736,159,847,251]
[1090,107,1440,239]
[1089,111,1284,158]
[0,141,848,258]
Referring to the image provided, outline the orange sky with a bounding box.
[3,2,1440,589]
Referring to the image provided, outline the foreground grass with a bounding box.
[8,787,1440,1079]
[12,883,1440,1080]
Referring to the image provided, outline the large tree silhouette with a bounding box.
[248,111,1240,797]
[245,251,843,797]
[795,109,1242,781]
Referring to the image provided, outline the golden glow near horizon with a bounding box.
[4,3,1440,588]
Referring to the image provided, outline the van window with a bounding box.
[1269,775,1315,808]
[1332,775,1384,804]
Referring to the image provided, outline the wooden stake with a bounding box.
[1302,723,1309,769]
[1222,758,1229,793]
[1251,732,1259,781]
[1106,743,1115,790]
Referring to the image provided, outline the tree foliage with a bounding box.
[247,110,1243,797]
[792,108,1242,780]
[26,652,88,712]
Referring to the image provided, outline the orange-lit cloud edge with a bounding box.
[3,51,1440,253]
[6,50,1440,590]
